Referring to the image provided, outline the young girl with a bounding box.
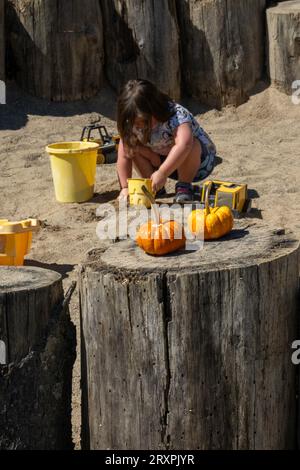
[117,79,216,203]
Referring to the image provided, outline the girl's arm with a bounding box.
[117,139,133,191]
[159,123,194,176]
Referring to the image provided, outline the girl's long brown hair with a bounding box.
[117,79,174,148]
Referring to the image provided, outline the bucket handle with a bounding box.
[141,185,160,224]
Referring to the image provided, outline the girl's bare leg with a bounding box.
[176,138,202,183]
[138,146,161,168]
[133,154,156,178]
[117,139,133,189]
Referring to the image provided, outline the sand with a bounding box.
[1,81,300,448]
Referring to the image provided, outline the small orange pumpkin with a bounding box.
[188,183,234,240]
[136,219,186,255]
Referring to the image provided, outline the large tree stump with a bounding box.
[267,1,300,94]
[176,0,266,108]
[101,0,181,99]
[0,0,4,84]
[0,267,76,450]
[6,0,104,101]
[80,224,300,449]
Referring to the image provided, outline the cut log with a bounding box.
[79,223,300,449]
[6,0,104,101]
[0,0,4,83]
[101,0,181,99]
[176,0,266,108]
[267,1,300,94]
[0,267,76,450]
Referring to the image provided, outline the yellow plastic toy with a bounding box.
[46,141,99,203]
[200,180,248,213]
[128,178,155,209]
[81,124,120,165]
[0,219,40,266]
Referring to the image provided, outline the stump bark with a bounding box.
[79,223,300,450]
[267,1,300,94]
[101,0,181,99]
[0,0,4,83]
[6,0,104,101]
[176,0,266,108]
[0,267,76,450]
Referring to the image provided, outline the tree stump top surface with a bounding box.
[0,266,61,293]
[86,223,299,274]
[269,1,300,13]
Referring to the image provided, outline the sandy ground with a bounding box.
[0,81,300,449]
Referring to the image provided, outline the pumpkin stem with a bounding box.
[142,185,160,224]
[204,182,213,214]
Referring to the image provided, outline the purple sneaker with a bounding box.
[174,182,194,203]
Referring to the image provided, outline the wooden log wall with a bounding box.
[5,0,270,106]
[101,0,181,100]
[176,0,267,108]
[6,0,104,101]
[4,1,299,103]
[267,1,300,94]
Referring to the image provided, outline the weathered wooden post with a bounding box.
[6,0,104,101]
[80,224,299,449]
[267,0,300,94]
[101,0,181,99]
[0,267,76,450]
[176,0,266,108]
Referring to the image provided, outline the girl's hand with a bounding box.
[118,188,129,200]
[151,169,167,193]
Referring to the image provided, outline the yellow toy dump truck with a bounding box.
[199,180,249,213]
[81,123,120,164]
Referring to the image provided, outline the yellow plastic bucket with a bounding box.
[0,219,40,266]
[128,178,155,209]
[46,141,99,203]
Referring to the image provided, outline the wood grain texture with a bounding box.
[80,225,300,449]
[267,0,300,94]
[6,0,104,101]
[0,0,4,82]
[101,0,181,99]
[80,268,167,449]
[0,267,76,449]
[176,0,266,108]
[0,266,62,363]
